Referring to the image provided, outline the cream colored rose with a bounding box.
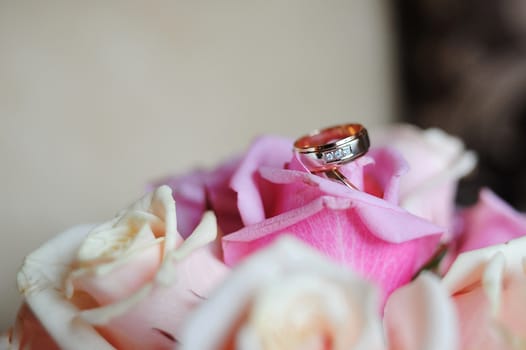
[442,236,526,349]
[5,186,228,349]
[180,236,385,350]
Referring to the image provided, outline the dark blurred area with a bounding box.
[395,0,526,210]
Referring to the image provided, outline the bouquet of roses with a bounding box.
[2,123,525,350]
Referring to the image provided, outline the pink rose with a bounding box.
[442,236,526,349]
[6,186,229,349]
[180,237,386,350]
[157,134,445,298]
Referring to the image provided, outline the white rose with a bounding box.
[4,186,228,349]
[180,236,385,350]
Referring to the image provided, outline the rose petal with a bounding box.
[150,170,209,238]
[72,242,161,305]
[362,147,409,204]
[374,125,476,198]
[75,211,229,349]
[69,186,180,314]
[223,196,442,298]
[204,156,244,235]
[153,157,244,236]
[263,146,408,212]
[384,273,459,350]
[443,235,526,302]
[456,189,526,254]
[180,236,385,350]
[91,242,229,349]
[230,135,293,225]
[259,164,421,233]
[374,124,477,229]
[287,151,375,193]
[442,236,526,349]
[16,225,115,350]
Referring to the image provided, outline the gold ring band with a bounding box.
[294,123,370,173]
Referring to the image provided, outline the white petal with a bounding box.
[443,236,526,294]
[180,236,384,350]
[482,252,506,316]
[17,225,115,350]
[78,284,152,325]
[384,272,459,350]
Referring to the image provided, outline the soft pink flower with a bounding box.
[180,237,386,350]
[374,124,477,230]
[225,136,443,298]
[158,134,445,298]
[442,236,526,349]
[7,186,229,350]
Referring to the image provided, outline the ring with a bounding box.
[293,123,370,189]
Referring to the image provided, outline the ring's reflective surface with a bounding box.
[294,123,370,173]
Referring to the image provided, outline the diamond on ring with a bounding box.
[293,123,370,172]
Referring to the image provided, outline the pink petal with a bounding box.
[258,148,409,222]
[375,124,476,229]
[453,284,505,350]
[363,148,409,204]
[496,276,526,340]
[223,196,442,298]
[287,151,374,192]
[256,165,368,219]
[230,135,293,225]
[152,157,243,236]
[150,170,208,238]
[257,169,441,243]
[284,146,408,205]
[456,188,526,254]
[374,125,470,196]
[73,244,162,305]
[403,183,457,236]
[94,243,229,349]
[204,157,244,234]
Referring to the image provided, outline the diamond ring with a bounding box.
[293,123,370,189]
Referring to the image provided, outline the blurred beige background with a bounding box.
[0,1,395,328]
